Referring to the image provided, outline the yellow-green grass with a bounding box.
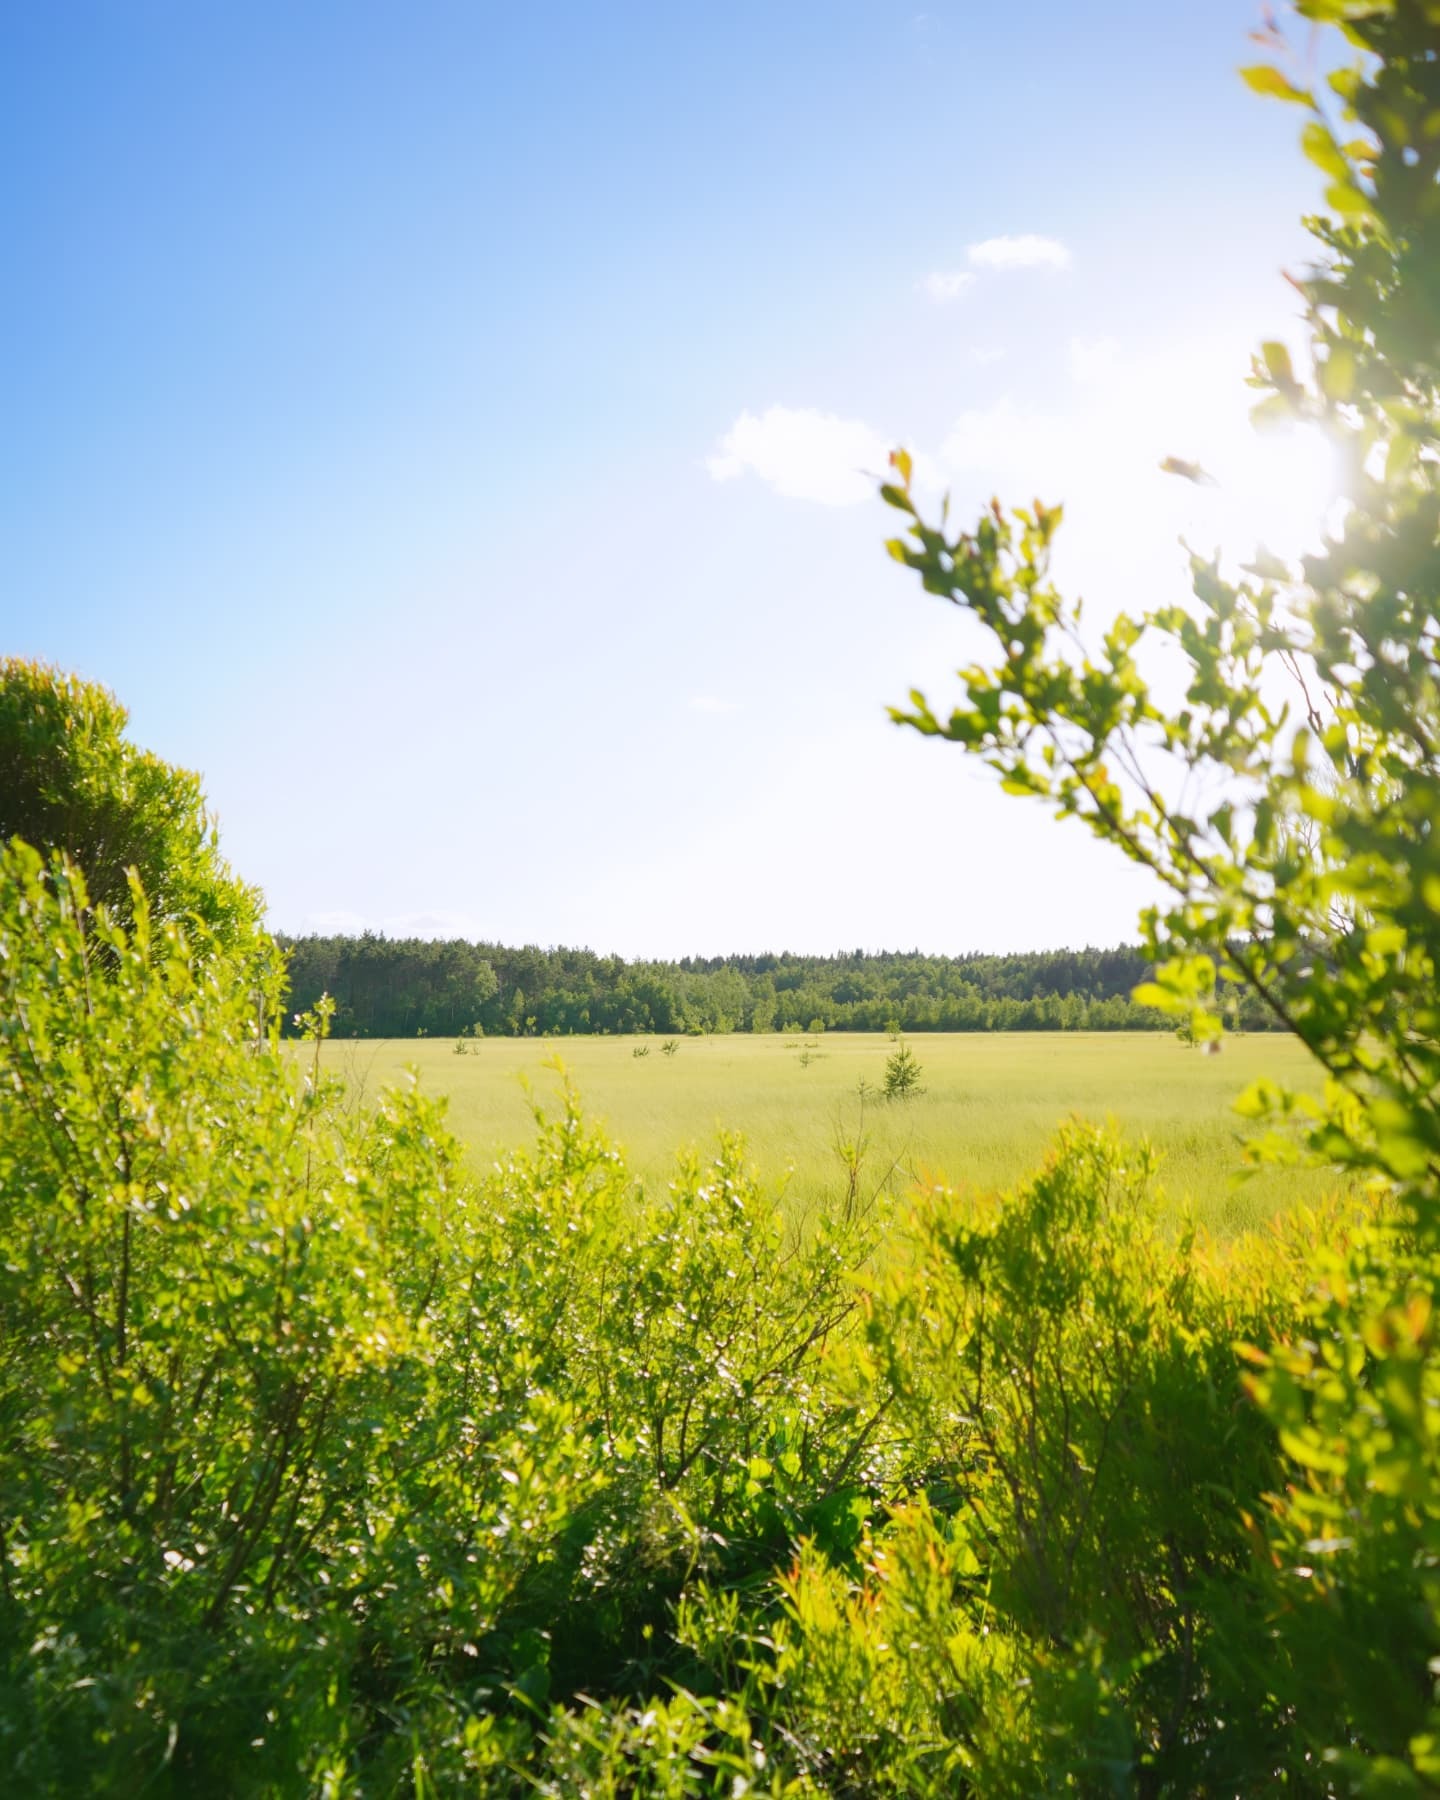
[312,1031,1345,1236]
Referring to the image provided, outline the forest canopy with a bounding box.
[276,934,1225,1037]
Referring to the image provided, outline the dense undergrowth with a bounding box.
[1,838,1423,1795]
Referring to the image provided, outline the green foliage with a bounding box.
[0,842,596,1790]
[0,838,900,1789]
[664,1132,1323,1795]
[881,1039,925,1100]
[884,3,1440,1187]
[0,659,262,954]
[0,829,1342,1789]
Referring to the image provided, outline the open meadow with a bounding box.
[316,1030,1344,1236]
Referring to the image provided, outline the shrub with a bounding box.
[667,1130,1322,1793]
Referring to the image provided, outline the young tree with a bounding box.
[882,1038,925,1101]
[882,0,1440,1780]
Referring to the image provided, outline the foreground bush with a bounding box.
[0,833,1339,1792]
[0,844,593,1789]
[0,842,899,1791]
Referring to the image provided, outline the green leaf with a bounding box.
[1302,120,1350,181]
[1261,340,1297,387]
[1324,180,1373,219]
[1234,1079,1283,1121]
[1239,64,1312,105]
[1386,432,1419,481]
[1131,983,1187,1016]
[1318,343,1357,401]
[1160,455,1216,485]
[1278,1428,1349,1475]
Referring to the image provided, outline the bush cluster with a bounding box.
[0,837,1404,1793]
[0,845,898,1790]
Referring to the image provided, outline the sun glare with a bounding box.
[1135,339,1345,569]
[1211,419,1344,565]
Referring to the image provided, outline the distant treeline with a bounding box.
[277,936,1276,1038]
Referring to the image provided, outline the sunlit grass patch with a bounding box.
[309,1031,1340,1235]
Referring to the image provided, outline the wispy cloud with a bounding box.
[688,694,742,716]
[706,405,890,506]
[967,233,1071,271]
[920,269,975,303]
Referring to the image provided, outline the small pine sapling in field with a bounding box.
[883,1039,925,1101]
[632,1043,650,1059]
[660,1039,678,1057]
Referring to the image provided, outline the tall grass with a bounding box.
[314,1031,1342,1236]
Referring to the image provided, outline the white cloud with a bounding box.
[689,694,742,716]
[706,405,891,506]
[969,346,1007,367]
[967,233,1071,271]
[920,269,975,303]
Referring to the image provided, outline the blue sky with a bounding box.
[2,2,1336,955]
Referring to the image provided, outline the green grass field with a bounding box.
[315,1031,1345,1236]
